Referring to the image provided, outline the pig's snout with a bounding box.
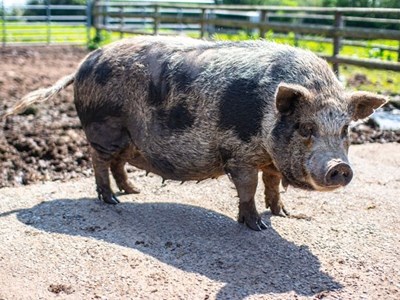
[325,162,353,187]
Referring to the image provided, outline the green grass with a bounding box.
[340,65,400,95]
[0,22,88,44]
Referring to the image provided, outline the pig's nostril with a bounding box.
[325,163,353,186]
[330,169,339,178]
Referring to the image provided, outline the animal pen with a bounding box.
[1,1,400,74]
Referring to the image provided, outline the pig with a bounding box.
[5,36,387,231]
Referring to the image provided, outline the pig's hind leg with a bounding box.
[110,148,140,195]
[91,147,119,204]
[86,118,133,204]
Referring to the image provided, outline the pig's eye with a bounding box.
[297,123,315,138]
[341,125,349,138]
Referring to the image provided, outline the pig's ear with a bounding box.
[349,91,388,120]
[275,83,311,115]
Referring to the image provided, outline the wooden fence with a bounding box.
[0,0,91,46]
[93,2,400,74]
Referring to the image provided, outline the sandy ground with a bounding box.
[0,143,399,300]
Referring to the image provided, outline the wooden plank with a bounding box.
[321,55,400,71]
[272,34,398,52]
[259,9,268,38]
[95,11,400,40]
[200,8,206,38]
[333,12,343,75]
[153,5,160,35]
[398,42,400,62]
[95,2,400,14]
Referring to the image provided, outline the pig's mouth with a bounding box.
[282,172,345,192]
[307,177,344,192]
[281,174,315,191]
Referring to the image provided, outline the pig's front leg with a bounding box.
[262,165,289,217]
[228,166,267,231]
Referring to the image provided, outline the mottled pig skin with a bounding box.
[8,36,387,231]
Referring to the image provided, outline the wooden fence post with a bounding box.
[200,8,206,38]
[259,9,268,38]
[153,5,159,35]
[119,6,124,39]
[46,0,51,45]
[86,0,92,46]
[333,12,343,76]
[397,41,400,62]
[93,0,101,41]
[1,0,6,46]
[208,9,215,36]
[178,8,183,34]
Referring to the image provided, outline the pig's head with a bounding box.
[267,83,387,191]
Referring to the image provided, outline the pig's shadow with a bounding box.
[12,198,341,298]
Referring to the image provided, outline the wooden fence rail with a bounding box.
[93,2,400,74]
[1,0,91,46]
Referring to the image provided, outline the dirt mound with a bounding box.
[0,46,91,187]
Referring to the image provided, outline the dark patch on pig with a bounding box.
[94,60,113,85]
[219,78,265,143]
[85,122,130,156]
[148,60,171,106]
[157,104,194,131]
[76,49,103,83]
[76,97,123,127]
[219,148,232,165]
[172,61,197,93]
[271,115,296,143]
[167,104,194,130]
[267,51,296,82]
[148,80,162,106]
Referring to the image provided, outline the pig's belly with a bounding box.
[127,142,226,182]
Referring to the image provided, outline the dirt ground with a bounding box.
[0,45,399,299]
[0,143,399,299]
[0,46,90,188]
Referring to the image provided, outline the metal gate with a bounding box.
[1,0,91,46]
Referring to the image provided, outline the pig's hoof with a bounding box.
[98,192,120,205]
[267,200,289,217]
[271,206,290,217]
[239,215,268,231]
[281,206,291,217]
[121,185,140,194]
[105,195,120,205]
